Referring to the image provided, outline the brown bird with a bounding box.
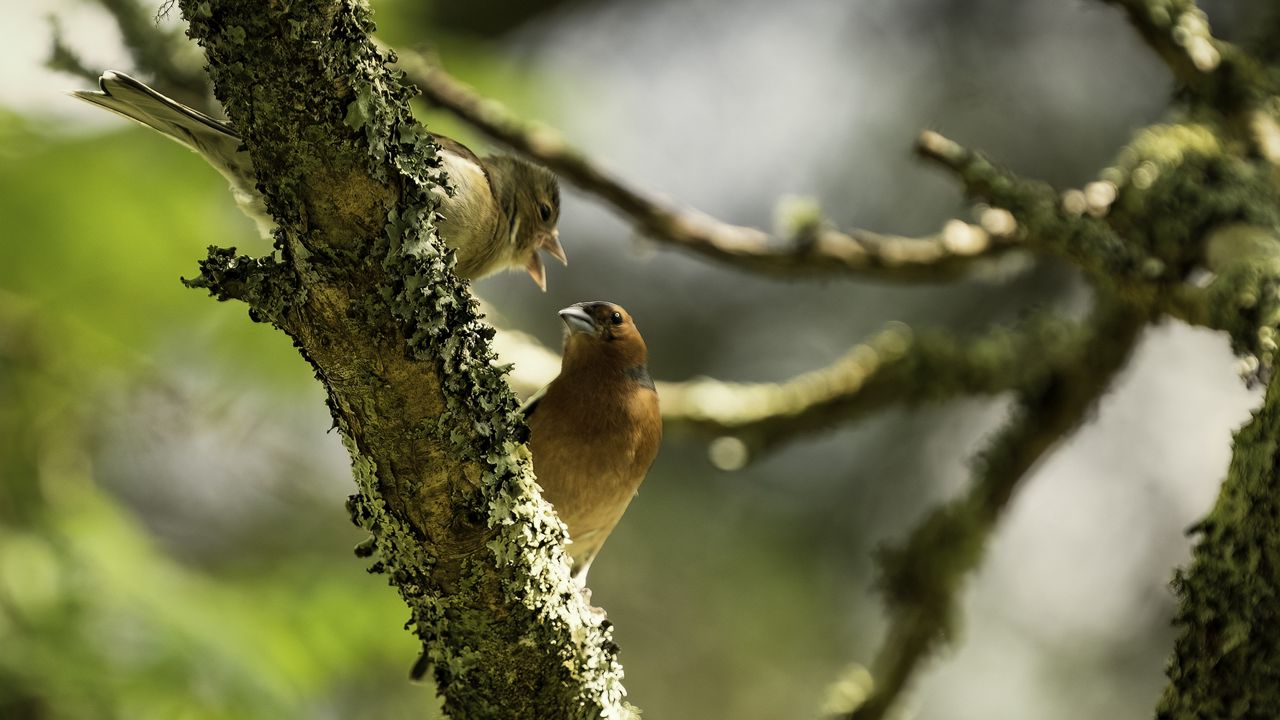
[524,301,662,583]
[70,71,566,288]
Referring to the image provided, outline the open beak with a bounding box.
[525,252,547,292]
[558,306,596,335]
[540,230,568,266]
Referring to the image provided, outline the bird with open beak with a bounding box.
[71,71,567,289]
[523,302,662,583]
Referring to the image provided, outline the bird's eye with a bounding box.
[538,203,553,222]
[610,312,623,326]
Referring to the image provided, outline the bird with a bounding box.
[523,301,662,585]
[407,302,659,681]
[70,71,566,289]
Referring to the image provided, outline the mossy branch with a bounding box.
[1157,369,1280,718]
[656,316,1095,466]
[496,314,1095,469]
[1097,0,1275,109]
[845,297,1147,720]
[174,1,630,718]
[916,131,1163,290]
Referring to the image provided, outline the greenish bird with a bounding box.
[72,71,566,289]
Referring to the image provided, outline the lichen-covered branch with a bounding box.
[175,1,629,718]
[657,316,1091,462]
[496,314,1091,468]
[1201,225,1280,370]
[1096,0,1274,108]
[1157,369,1280,718]
[1100,0,1226,95]
[918,125,1280,340]
[916,131,1162,290]
[845,298,1147,720]
[396,52,1019,282]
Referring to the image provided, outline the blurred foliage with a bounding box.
[0,111,436,718]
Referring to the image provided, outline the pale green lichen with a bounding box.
[176,0,630,717]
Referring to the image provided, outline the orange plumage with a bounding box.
[524,301,662,583]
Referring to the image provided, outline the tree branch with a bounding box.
[845,297,1148,720]
[175,1,629,717]
[395,51,1020,282]
[495,314,1094,469]
[918,125,1280,338]
[916,131,1161,290]
[1095,0,1275,108]
[657,315,1092,464]
[1158,362,1280,717]
[47,17,99,83]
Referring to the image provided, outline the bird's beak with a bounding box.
[558,306,596,335]
[526,252,547,292]
[540,230,568,266]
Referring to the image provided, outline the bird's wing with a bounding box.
[520,384,549,419]
[431,133,483,167]
[432,134,503,209]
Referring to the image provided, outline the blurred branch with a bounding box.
[95,0,210,107]
[395,51,1021,283]
[496,313,1094,468]
[916,130,1161,291]
[48,0,211,111]
[847,297,1147,720]
[1158,365,1280,716]
[658,317,1090,464]
[1096,0,1267,106]
[47,17,98,83]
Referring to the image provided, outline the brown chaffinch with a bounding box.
[71,72,566,288]
[524,301,662,583]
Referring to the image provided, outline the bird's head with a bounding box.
[487,155,565,290]
[558,301,648,368]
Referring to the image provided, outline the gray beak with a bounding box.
[558,306,596,335]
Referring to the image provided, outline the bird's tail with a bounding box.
[70,71,242,157]
[70,71,272,238]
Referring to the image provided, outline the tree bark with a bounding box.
[177,1,631,717]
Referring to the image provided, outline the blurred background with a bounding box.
[1,0,1274,718]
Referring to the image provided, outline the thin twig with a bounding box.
[395,51,1021,283]
[846,297,1147,720]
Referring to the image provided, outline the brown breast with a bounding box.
[527,375,661,570]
